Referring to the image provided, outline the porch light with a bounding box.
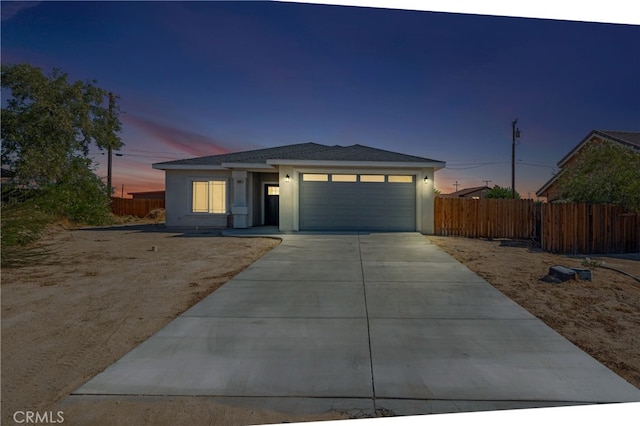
[424,176,429,183]
[285,174,290,182]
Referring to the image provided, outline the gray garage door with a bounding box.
[299,173,416,231]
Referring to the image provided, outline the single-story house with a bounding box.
[152,142,445,232]
[439,186,491,199]
[128,190,166,200]
[536,130,640,201]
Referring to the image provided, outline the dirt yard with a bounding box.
[2,227,638,425]
[428,236,640,389]
[1,224,347,425]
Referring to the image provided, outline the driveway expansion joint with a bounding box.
[358,233,377,407]
[73,232,640,415]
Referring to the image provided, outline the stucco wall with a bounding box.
[278,166,437,233]
[419,168,436,234]
[164,167,438,232]
[165,169,232,227]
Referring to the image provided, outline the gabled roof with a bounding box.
[440,186,491,198]
[153,142,329,167]
[536,129,640,197]
[153,142,445,170]
[556,130,640,168]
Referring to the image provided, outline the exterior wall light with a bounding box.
[285,174,290,182]
[424,176,429,184]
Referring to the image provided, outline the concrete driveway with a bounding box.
[74,233,639,416]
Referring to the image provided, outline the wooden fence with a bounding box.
[111,197,165,217]
[541,203,640,254]
[434,197,538,239]
[434,197,640,254]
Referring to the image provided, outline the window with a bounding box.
[192,180,226,213]
[359,175,385,183]
[302,174,329,181]
[388,175,413,183]
[267,186,280,196]
[332,174,357,182]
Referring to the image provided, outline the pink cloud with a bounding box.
[1,2,41,21]
[121,113,235,157]
[94,154,166,196]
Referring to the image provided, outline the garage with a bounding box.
[155,142,444,233]
[299,173,416,231]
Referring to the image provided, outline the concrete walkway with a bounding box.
[74,233,639,416]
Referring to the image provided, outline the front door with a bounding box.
[264,184,279,226]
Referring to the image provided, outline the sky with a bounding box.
[2,1,639,198]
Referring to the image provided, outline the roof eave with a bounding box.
[266,159,446,170]
[535,174,558,197]
[220,162,276,170]
[556,129,638,168]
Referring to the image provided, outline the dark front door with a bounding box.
[264,184,279,226]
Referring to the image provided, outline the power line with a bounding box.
[117,152,183,160]
[518,161,555,168]
[93,152,185,160]
[446,160,554,170]
[446,161,509,170]
[123,149,192,156]
[447,161,509,166]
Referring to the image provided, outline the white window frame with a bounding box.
[191,179,227,214]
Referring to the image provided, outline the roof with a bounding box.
[440,186,491,198]
[153,142,444,169]
[128,190,165,196]
[556,130,640,168]
[536,129,640,197]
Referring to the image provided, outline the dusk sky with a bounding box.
[2,1,639,198]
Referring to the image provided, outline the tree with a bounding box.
[556,140,640,211]
[1,63,123,187]
[1,63,123,229]
[485,185,520,199]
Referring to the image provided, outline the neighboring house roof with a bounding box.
[439,186,491,198]
[536,129,640,198]
[128,190,165,199]
[555,130,640,168]
[153,142,445,170]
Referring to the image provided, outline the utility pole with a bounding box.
[483,180,492,187]
[107,92,114,194]
[511,118,521,199]
[453,180,460,191]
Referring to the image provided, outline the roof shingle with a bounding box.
[153,142,443,167]
[595,130,640,149]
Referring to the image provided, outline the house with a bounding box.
[152,142,445,232]
[128,190,165,200]
[439,186,491,199]
[536,130,640,201]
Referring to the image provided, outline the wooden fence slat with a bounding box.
[434,197,640,254]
